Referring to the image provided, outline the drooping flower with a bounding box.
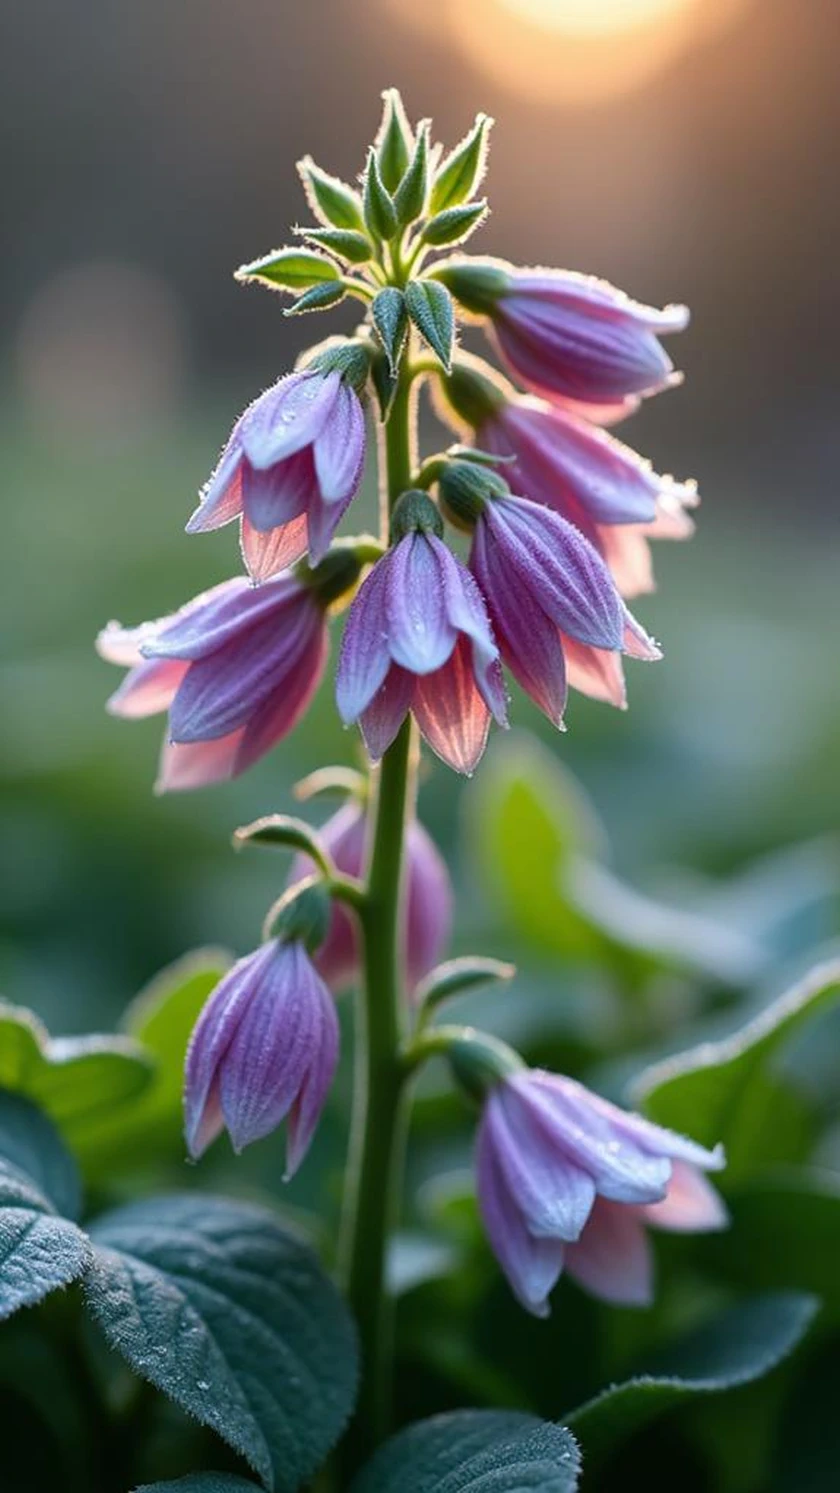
[288,798,452,993]
[186,364,366,581]
[440,461,660,725]
[184,933,338,1175]
[97,554,358,790]
[336,491,507,774]
[436,358,697,599]
[435,258,688,420]
[476,1068,726,1317]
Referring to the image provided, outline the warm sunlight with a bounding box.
[497,0,695,39]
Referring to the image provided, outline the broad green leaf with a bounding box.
[233,814,331,871]
[0,1000,153,1150]
[235,247,339,291]
[634,958,840,1174]
[85,1194,358,1493]
[566,1292,818,1474]
[430,114,493,213]
[709,1171,840,1322]
[351,1410,580,1493]
[405,281,454,371]
[79,949,230,1177]
[0,1091,90,1319]
[135,1478,262,1493]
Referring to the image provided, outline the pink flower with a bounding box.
[97,570,330,791]
[476,1069,726,1317]
[476,395,696,600]
[184,938,338,1175]
[186,368,366,581]
[288,799,452,994]
[336,500,507,774]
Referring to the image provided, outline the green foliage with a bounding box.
[234,247,340,291]
[566,1293,818,1475]
[0,1092,90,1319]
[351,1410,579,1493]
[374,88,414,194]
[363,150,397,242]
[372,288,408,375]
[85,1194,358,1492]
[135,1479,262,1493]
[709,1171,840,1320]
[299,227,373,264]
[404,281,454,371]
[393,122,430,227]
[421,201,488,248]
[285,283,347,316]
[430,114,493,213]
[297,156,366,231]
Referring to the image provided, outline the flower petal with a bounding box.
[240,511,310,583]
[412,635,493,775]
[386,534,457,675]
[483,1091,596,1241]
[565,1198,654,1307]
[155,729,244,793]
[313,379,366,503]
[147,575,298,661]
[107,657,188,718]
[241,447,318,531]
[562,636,627,708]
[234,625,327,774]
[186,427,246,533]
[336,559,393,722]
[240,372,340,468]
[358,665,414,760]
[641,1162,729,1233]
[477,1119,565,1318]
[472,522,566,727]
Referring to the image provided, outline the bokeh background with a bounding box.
[2,4,840,1486]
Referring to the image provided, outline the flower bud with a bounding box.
[438,459,510,529]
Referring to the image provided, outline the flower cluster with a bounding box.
[97,91,720,1319]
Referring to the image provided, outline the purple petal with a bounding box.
[183,944,277,1157]
[477,1119,565,1318]
[483,1091,596,1241]
[358,664,414,760]
[386,535,457,675]
[304,484,357,565]
[234,624,327,773]
[284,965,340,1177]
[290,801,368,992]
[240,372,340,469]
[186,425,246,533]
[336,559,393,722]
[313,379,366,503]
[241,447,318,531]
[433,537,507,724]
[107,657,188,719]
[147,575,299,661]
[471,523,566,727]
[565,1198,654,1307]
[405,821,453,993]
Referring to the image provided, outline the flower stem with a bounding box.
[338,361,416,1473]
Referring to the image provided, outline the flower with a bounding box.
[186,368,366,581]
[336,497,507,774]
[97,569,332,791]
[440,362,697,599]
[436,259,688,421]
[288,798,452,993]
[441,463,660,725]
[476,1069,726,1317]
[184,938,338,1175]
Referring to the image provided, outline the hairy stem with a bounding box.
[339,360,416,1472]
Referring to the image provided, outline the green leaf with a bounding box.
[351,1410,580,1493]
[405,280,454,371]
[372,288,408,374]
[369,348,398,422]
[375,88,413,193]
[234,247,340,291]
[0,1001,153,1152]
[0,1091,90,1320]
[85,1194,358,1492]
[74,949,230,1178]
[233,814,332,873]
[298,227,372,264]
[415,956,516,1013]
[634,957,840,1175]
[363,150,397,241]
[284,282,346,316]
[709,1170,840,1322]
[421,201,488,248]
[430,114,493,213]
[135,1478,262,1493]
[393,121,430,227]
[566,1292,818,1474]
[297,156,366,232]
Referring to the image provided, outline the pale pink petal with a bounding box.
[597,526,655,599]
[186,458,245,534]
[412,635,492,775]
[641,1161,729,1233]
[97,620,158,667]
[565,1198,653,1307]
[155,729,244,793]
[240,511,310,583]
[562,636,627,708]
[107,657,188,718]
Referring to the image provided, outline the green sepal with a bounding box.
[264,880,333,954]
[432,257,510,315]
[234,246,340,291]
[284,282,347,316]
[405,279,455,371]
[431,113,493,213]
[304,335,372,393]
[390,489,444,543]
[297,155,366,232]
[233,814,332,874]
[294,765,367,803]
[296,226,373,264]
[415,955,517,1013]
[422,200,488,247]
[370,347,398,422]
[372,287,408,373]
[363,149,398,241]
[447,1030,525,1102]
[394,120,430,227]
[375,87,414,193]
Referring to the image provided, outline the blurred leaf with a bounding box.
[135,1478,262,1493]
[769,1333,840,1492]
[0,1322,94,1487]
[567,1293,818,1474]
[79,948,230,1178]
[85,1194,358,1493]
[415,956,516,1013]
[388,1231,459,1297]
[0,1091,90,1319]
[709,1170,840,1322]
[0,1000,153,1152]
[350,1410,579,1493]
[634,958,840,1178]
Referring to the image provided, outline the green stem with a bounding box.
[338,360,416,1473]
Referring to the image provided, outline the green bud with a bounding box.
[304,337,372,394]
[375,88,414,193]
[421,200,488,248]
[440,359,507,428]
[284,282,347,316]
[405,279,455,371]
[363,149,398,242]
[447,1029,524,1103]
[234,246,340,292]
[297,226,373,265]
[265,881,332,954]
[394,120,430,227]
[430,113,493,214]
[298,156,366,232]
[438,459,510,528]
[390,489,444,543]
[372,287,408,374]
[300,547,363,607]
[432,258,510,316]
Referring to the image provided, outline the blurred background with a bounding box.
[1,0,838,1044]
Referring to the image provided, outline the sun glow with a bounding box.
[496,0,695,39]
